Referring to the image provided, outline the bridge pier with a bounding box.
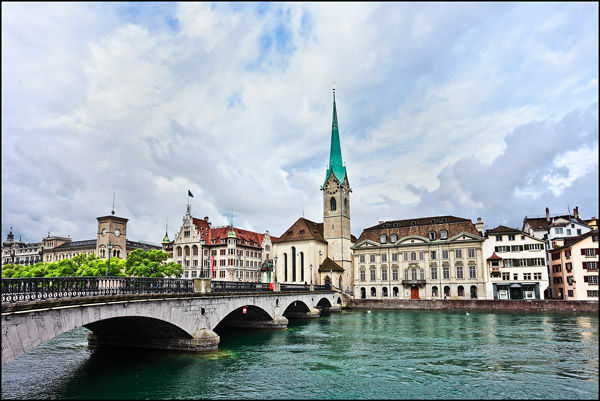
[86,328,220,352]
[285,307,321,318]
[219,314,288,329]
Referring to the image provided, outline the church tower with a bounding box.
[321,87,352,290]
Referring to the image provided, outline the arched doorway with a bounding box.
[470,285,478,299]
[360,287,366,299]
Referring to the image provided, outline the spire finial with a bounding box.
[332,81,336,92]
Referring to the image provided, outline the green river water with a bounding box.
[2,309,598,399]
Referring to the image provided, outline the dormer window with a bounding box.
[380,234,387,243]
[429,231,436,240]
[431,219,436,223]
[441,218,447,222]
[391,234,397,242]
[393,222,399,227]
[411,221,417,225]
[440,230,448,239]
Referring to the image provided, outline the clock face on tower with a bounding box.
[101,228,106,236]
[114,229,121,237]
[325,180,338,195]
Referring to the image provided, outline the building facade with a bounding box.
[548,230,599,300]
[2,211,161,266]
[352,216,486,300]
[273,88,355,294]
[483,225,548,300]
[166,204,275,281]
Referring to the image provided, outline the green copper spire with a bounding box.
[324,89,346,185]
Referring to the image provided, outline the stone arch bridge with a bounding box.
[2,290,342,366]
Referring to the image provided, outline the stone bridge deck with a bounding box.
[2,289,343,366]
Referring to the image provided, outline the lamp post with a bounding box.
[310,263,313,285]
[238,252,241,281]
[200,239,205,278]
[107,241,113,276]
[274,255,278,283]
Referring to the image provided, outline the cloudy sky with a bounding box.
[2,2,598,245]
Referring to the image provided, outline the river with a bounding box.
[2,309,598,399]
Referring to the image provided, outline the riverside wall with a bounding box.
[346,298,598,313]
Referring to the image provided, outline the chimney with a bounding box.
[546,207,550,222]
[573,206,579,219]
[475,217,484,235]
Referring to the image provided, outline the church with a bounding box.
[273,89,355,294]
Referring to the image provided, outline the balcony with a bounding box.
[401,280,426,288]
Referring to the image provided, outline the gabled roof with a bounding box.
[208,226,263,248]
[550,230,599,252]
[486,225,522,234]
[318,257,344,272]
[275,217,327,244]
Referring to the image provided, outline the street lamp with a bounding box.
[200,239,205,278]
[107,241,113,276]
[274,255,278,283]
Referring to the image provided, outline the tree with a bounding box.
[125,249,183,278]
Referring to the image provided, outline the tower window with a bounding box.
[330,197,337,211]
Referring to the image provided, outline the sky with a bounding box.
[2,2,598,245]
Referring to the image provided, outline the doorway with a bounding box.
[410,286,419,299]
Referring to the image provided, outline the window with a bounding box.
[458,286,465,297]
[411,252,416,261]
[502,272,510,280]
[392,253,398,262]
[391,234,397,242]
[496,235,503,241]
[429,231,436,240]
[468,248,476,258]
[370,254,376,263]
[555,228,563,234]
[587,290,598,297]
[382,269,388,281]
[330,197,336,211]
[370,269,376,281]
[404,269,409,280]
[380,235,387,243]
[443,267,450,279]
[456,265,463,279]
[585,275,598,284]
[584,262,598,270]
[508,234,515,241]
[432,286,439,297]
[392,268,398,281]
[441,230,448,239]
[565,250,571,259]
[360,269,365,282]
[566,229,571,235]
[455,249,463,259]
[404,252,409,261]
[583,248,597,257]
[430,251,437,259]
[469,265,477,279]
[495,246,510,252]
[420,269,425,280]
[442,250,449,259]
[523,273,532,280]
[381,254,387,262]
[419,251,424,260]
[534,273,542,280]
[411,269,418,280]
[513,273,518,280]
[359,255,365,263]
[431,267,438,280]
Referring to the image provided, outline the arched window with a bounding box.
[470,285,478,299]
[458,285,465,297]
[391,234,397,242]
[361,287,366,299]
[444,286,451,296]
[184,246,190,256]
[370,287,377,297]
[393,286,399,296]
[380,234,387,243]
[192,245,198,256]
[382,287,388,297]
[330,197,337,211]
[429,231,436,240]
[177,247,182,257]
[300,251,304,282]
[284,253,288,282]
[292,246,297,282]
[432,286,439,297]
[411,268,418,280]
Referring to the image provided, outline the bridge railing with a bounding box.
[1,276,194,303]
[211,281,272,293]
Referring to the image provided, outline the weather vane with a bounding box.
[332,81,336,92]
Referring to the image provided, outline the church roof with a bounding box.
[318,257,345,272]
[324,90,346,186]
[275,217,327,244]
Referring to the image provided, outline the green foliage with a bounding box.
[1,249,179,278]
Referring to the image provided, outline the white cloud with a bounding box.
[2,2,598,245]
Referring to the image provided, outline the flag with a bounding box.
[188,190,194,198]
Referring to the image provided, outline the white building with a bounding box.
[483,225,549,300]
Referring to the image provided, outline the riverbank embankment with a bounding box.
[346,298,598,313]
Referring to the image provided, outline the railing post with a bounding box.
[194,278,211,293]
